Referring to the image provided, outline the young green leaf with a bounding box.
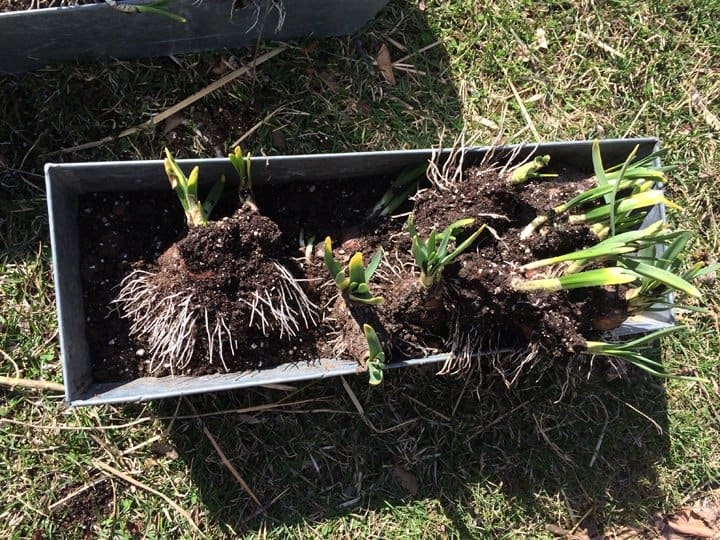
[512,267,638,293]
[620,257,701,298]
[363,324,386,386]
[163,148,224,227]
[349,252,367,286]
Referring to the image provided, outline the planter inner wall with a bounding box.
[46,139,672,405]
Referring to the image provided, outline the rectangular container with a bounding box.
[0,0,388,73]
[45,138,673,406]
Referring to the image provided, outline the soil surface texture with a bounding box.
[79,159,630,382]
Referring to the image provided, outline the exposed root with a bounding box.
[440,316,544,386]
[438,316,482,375]
[328,329,347,358]
[239,261,318,339]
[239,0,286,34]
[492,341,540,388]
[114,270,197,375]
[115,261,317,374]
[427,129,475,191]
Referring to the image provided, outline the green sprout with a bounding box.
[583,326,707,382]
[164,148,224,227]
[508,154,557,184]
[407,217,486,288]
[511,266,639,293]
[323,237,384,305]
[370,165,426,218]
[106,0,186,23]
[520,220,675,272]
[520,141,673,240]
[299,228,316,264]
[623,230,719,313]
[229,146,257,211]
[512,258,701,299]
[567,189,680,239]
[363,324,386,385]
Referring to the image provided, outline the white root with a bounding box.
[113,270,197,376]
[239,0,286,34]
[238,261,318,339]
[114,260,317,375]
[438,316,481,375]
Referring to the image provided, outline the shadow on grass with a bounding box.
[160,362,669,536]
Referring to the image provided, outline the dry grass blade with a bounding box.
[507,78,540,141]
[184,398,262,508]
[0,375,64,392]
[92,459,204,536]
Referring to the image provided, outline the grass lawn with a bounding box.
[1,1,719,538]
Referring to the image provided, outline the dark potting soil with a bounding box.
[79,163,628,382]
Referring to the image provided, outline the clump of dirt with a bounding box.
[51,479,113,539]
[79,160,631,383]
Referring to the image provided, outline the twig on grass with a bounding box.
[340,376,417,435]
[0,375,64,393]
[57,45,288,154]
[230,104,287,148]
[92,459,204,536]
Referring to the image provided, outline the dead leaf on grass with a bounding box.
[151,440,179,460]
[212,57,229,75]
[162,113,185,135]
[691,504,718,527]
[376,43,396,86]
[691,90,720,132]
[534,28,549,50]
[318,71,340,92]
[393,463,418,495]
[665,508,718,538]
[125,519,143,537]
[272,130,286,151]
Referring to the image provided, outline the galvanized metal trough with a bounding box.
[45,138,673,406]
[0,0,388,73]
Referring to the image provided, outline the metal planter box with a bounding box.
[0,0,388,73]
[45,138,673,406]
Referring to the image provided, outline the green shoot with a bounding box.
[407,217,486,288]
[363,324,386,385]
[299,228,316,264]
[566,189,680,241]
[584,326,707,382]
[106,0,186,23]
[511,267,638,293]
[619,257,701,299]
[164,148,225,227]
[323,237,384,305]
[370,165,426,218]
[623,229,719,312]
[508,155,557,184]
[519,220,672,272]
[520,142,673,240]
[229,146,257,211]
